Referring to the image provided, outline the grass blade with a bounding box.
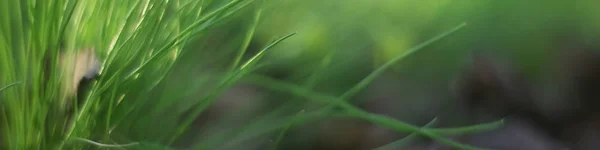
[340,23,467,101]
[269,110,304,150]
[170,32,295,144]
[71,137,139,148]
[230,0,264,71]
[0,82,21,93]
[245,75,499,150]
[126,0,252,79]
[374,117,438,150]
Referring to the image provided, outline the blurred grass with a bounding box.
[3,0,600,149]
[374,117,439,150]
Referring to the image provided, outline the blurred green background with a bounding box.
[159,0,600,149]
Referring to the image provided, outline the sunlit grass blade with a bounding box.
[70,137,139,148]
[240,32,296,69]
[126,0,253,79]
[230,0,264,71]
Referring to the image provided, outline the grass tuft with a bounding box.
[1,0,498,149]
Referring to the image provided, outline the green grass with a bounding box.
[0,0,504,150]
[374,117,439,150]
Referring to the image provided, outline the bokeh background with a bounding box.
[143,0,600,149]
[135,0,599,149]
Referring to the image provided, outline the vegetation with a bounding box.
[3,0,598,149]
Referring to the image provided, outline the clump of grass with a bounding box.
[1,0,503,150]
[0,0,265,149]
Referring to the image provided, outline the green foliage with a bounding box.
[0,0,514,150]
[0,0,265,149]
